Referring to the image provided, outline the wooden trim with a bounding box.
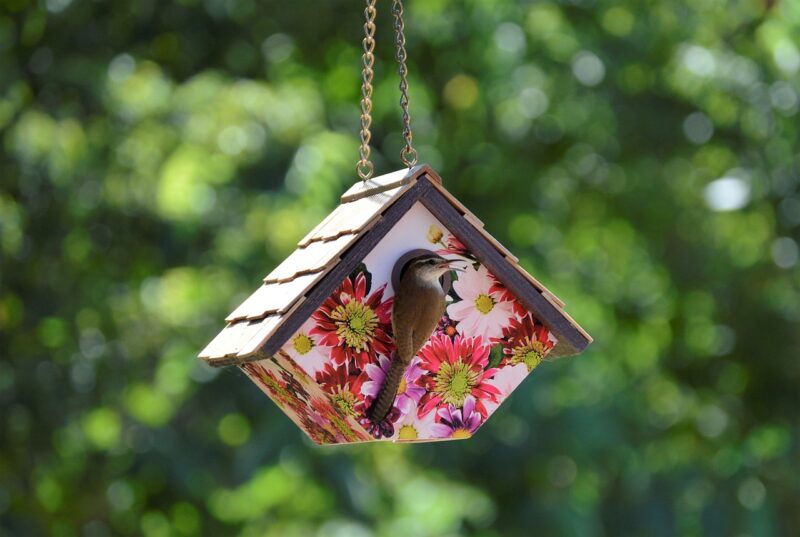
[416,175,591,355]
[426,175,470,215]
[462,211,484,229]
[542,290,566,310]
[421,166,443,185]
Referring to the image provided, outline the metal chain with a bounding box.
[357,0,378,181]
[355,0,418,180]
[392,0,417,168]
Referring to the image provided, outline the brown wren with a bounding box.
[367,253,462,424]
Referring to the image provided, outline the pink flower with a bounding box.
[447,265,515,340]
[415,334,501,419]
[430,396,483,439]
[311,272,394,370]
[362,356,426,417]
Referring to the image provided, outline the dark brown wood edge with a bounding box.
[416,176,591,356]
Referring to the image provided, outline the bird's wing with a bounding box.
[392,285,417,363]
[410,292,446,357]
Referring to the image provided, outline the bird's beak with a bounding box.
[438,259,465,272]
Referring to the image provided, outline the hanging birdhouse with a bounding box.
[200,0,590,444]
[199,165,592,444]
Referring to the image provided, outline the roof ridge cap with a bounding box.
[340,164,438,203]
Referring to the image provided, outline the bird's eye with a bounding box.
[428,259,437,265]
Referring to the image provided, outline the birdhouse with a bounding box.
[199,165,591,444]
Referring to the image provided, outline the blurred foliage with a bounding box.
[1,0,799,535]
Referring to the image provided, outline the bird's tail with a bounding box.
[367,353,408,424]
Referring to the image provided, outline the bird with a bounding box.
[367,253,462,424]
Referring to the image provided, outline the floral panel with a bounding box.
[265,202,558,443]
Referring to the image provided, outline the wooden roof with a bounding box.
[199,165,591,367]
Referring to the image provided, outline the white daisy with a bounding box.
[392,405,439,442]
[281,318,332,377]
[447,264,515,340]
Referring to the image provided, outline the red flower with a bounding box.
[278,368,310,401]
[310,272,394,369]
[415,334,501,419]
[436,234,470,257]
[495,314,555,372]
[488,273,527,316]
[309,395,370,443]
[299,413,338,445]
[315,362,367,419]
[242,362,306,412]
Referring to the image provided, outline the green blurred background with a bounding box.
[2,0,799,535]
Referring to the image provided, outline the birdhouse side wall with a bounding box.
[259,203,558,443]
[240,355,373,444]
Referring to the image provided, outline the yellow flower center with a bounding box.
[292,333,313,355]
[349,316,365,331]
[398,424,418,440]
[512,339,546,372]
[426,224,444,244]
[331,300,378,350]
[434,359,480,407]
[474,293,495,315]
[331,392,358,418]
[451,428,472,439]
[398,377,407,395]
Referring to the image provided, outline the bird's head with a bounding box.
[403,254,463,284]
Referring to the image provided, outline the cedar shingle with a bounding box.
[263,233,357,283]
[300,185,407,245]
[226,272,322,322]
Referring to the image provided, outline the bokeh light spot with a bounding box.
[703,176,751,212]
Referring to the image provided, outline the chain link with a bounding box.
[356,0,418,180]
[392,0,417,168]
[357,0,378,181]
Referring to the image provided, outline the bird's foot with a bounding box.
[361,407,401,439]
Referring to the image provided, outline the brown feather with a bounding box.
[367,267,446,423]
